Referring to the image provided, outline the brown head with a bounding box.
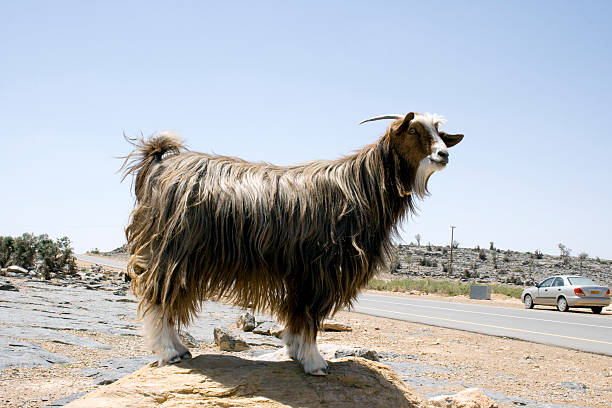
[360,112,464,197]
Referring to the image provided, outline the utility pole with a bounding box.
[449,225,456,275]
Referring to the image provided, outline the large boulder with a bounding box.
[214,327,250,351]
[65,354,428,408]
[322,319,352,332]
[236,312,256,332]
[6,265,28,274]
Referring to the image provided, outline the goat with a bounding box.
[121,112,463,375]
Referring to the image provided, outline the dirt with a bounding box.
[1,261,610,407]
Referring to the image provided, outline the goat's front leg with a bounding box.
[142,303,192,365]
[283,330,328,375]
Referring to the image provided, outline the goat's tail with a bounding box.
[120,131,186,198]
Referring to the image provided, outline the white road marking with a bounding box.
[354,305,612,346]
[358,294,612,330]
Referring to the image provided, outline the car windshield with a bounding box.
[567,277,597,286]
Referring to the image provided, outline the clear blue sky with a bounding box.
[1,1,611,259]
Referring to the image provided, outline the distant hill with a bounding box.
[96,242,612,288]
[392,244,612,288]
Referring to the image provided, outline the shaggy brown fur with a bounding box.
[121,113,462,349]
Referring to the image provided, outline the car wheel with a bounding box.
[524,294,534,309]
[591,306,603,314]
[557,297,569,312]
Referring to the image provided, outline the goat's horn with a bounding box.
[358,114,404,125]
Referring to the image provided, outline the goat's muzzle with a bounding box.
[431,148,449,166]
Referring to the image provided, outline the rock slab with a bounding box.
[65,355,428,408]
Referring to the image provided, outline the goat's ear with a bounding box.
[440,131,464,147]
[397,112,415,132]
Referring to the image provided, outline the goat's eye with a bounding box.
[409,128,416,134]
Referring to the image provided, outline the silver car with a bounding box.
[521,275,610,314]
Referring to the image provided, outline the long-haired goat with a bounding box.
[121,112,463,375]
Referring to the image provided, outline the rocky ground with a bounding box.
[0,261,611,407]
[393,244,612,288]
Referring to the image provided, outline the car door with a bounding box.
[550,277,565,303]
[536,277,555,305]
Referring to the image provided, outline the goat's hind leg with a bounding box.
[142,303,191,366]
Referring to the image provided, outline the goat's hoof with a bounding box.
[308,367,329,376]
[304,359,328,376]
[159,354,182,366]
[157,348,189,366]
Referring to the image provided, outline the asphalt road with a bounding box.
[77,254,128,269]
[76,255,612,356]
[354,292,612,356]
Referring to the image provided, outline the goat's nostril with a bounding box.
[438,150,449,159]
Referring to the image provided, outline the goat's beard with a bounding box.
[413,157,445,198]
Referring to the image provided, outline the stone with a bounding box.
[319,344,380,362]
[429,387,497,408]
[214,327,250,351]
[560,382,588,391]
[0,279,18,291]
[64,355,428,408]
[236,312,256,331]
[252,320,277,335]
[269,323,284,338]
[179,329,199,348]
[7,265,28,274]
[322,319,352,331]
[112,288,127,296]
[241,331,284,347]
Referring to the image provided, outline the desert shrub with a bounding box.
[490,284,523,298]
[367,278,523,299]
[478,249,487,261]
[37,235,76,279]
[534,249,543,259]
[367,278,470,296]
[88,248,101,255]
[0,236,15,267]
[9,233,37,269]
[0,233,76,278]
[388,251,400,273]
